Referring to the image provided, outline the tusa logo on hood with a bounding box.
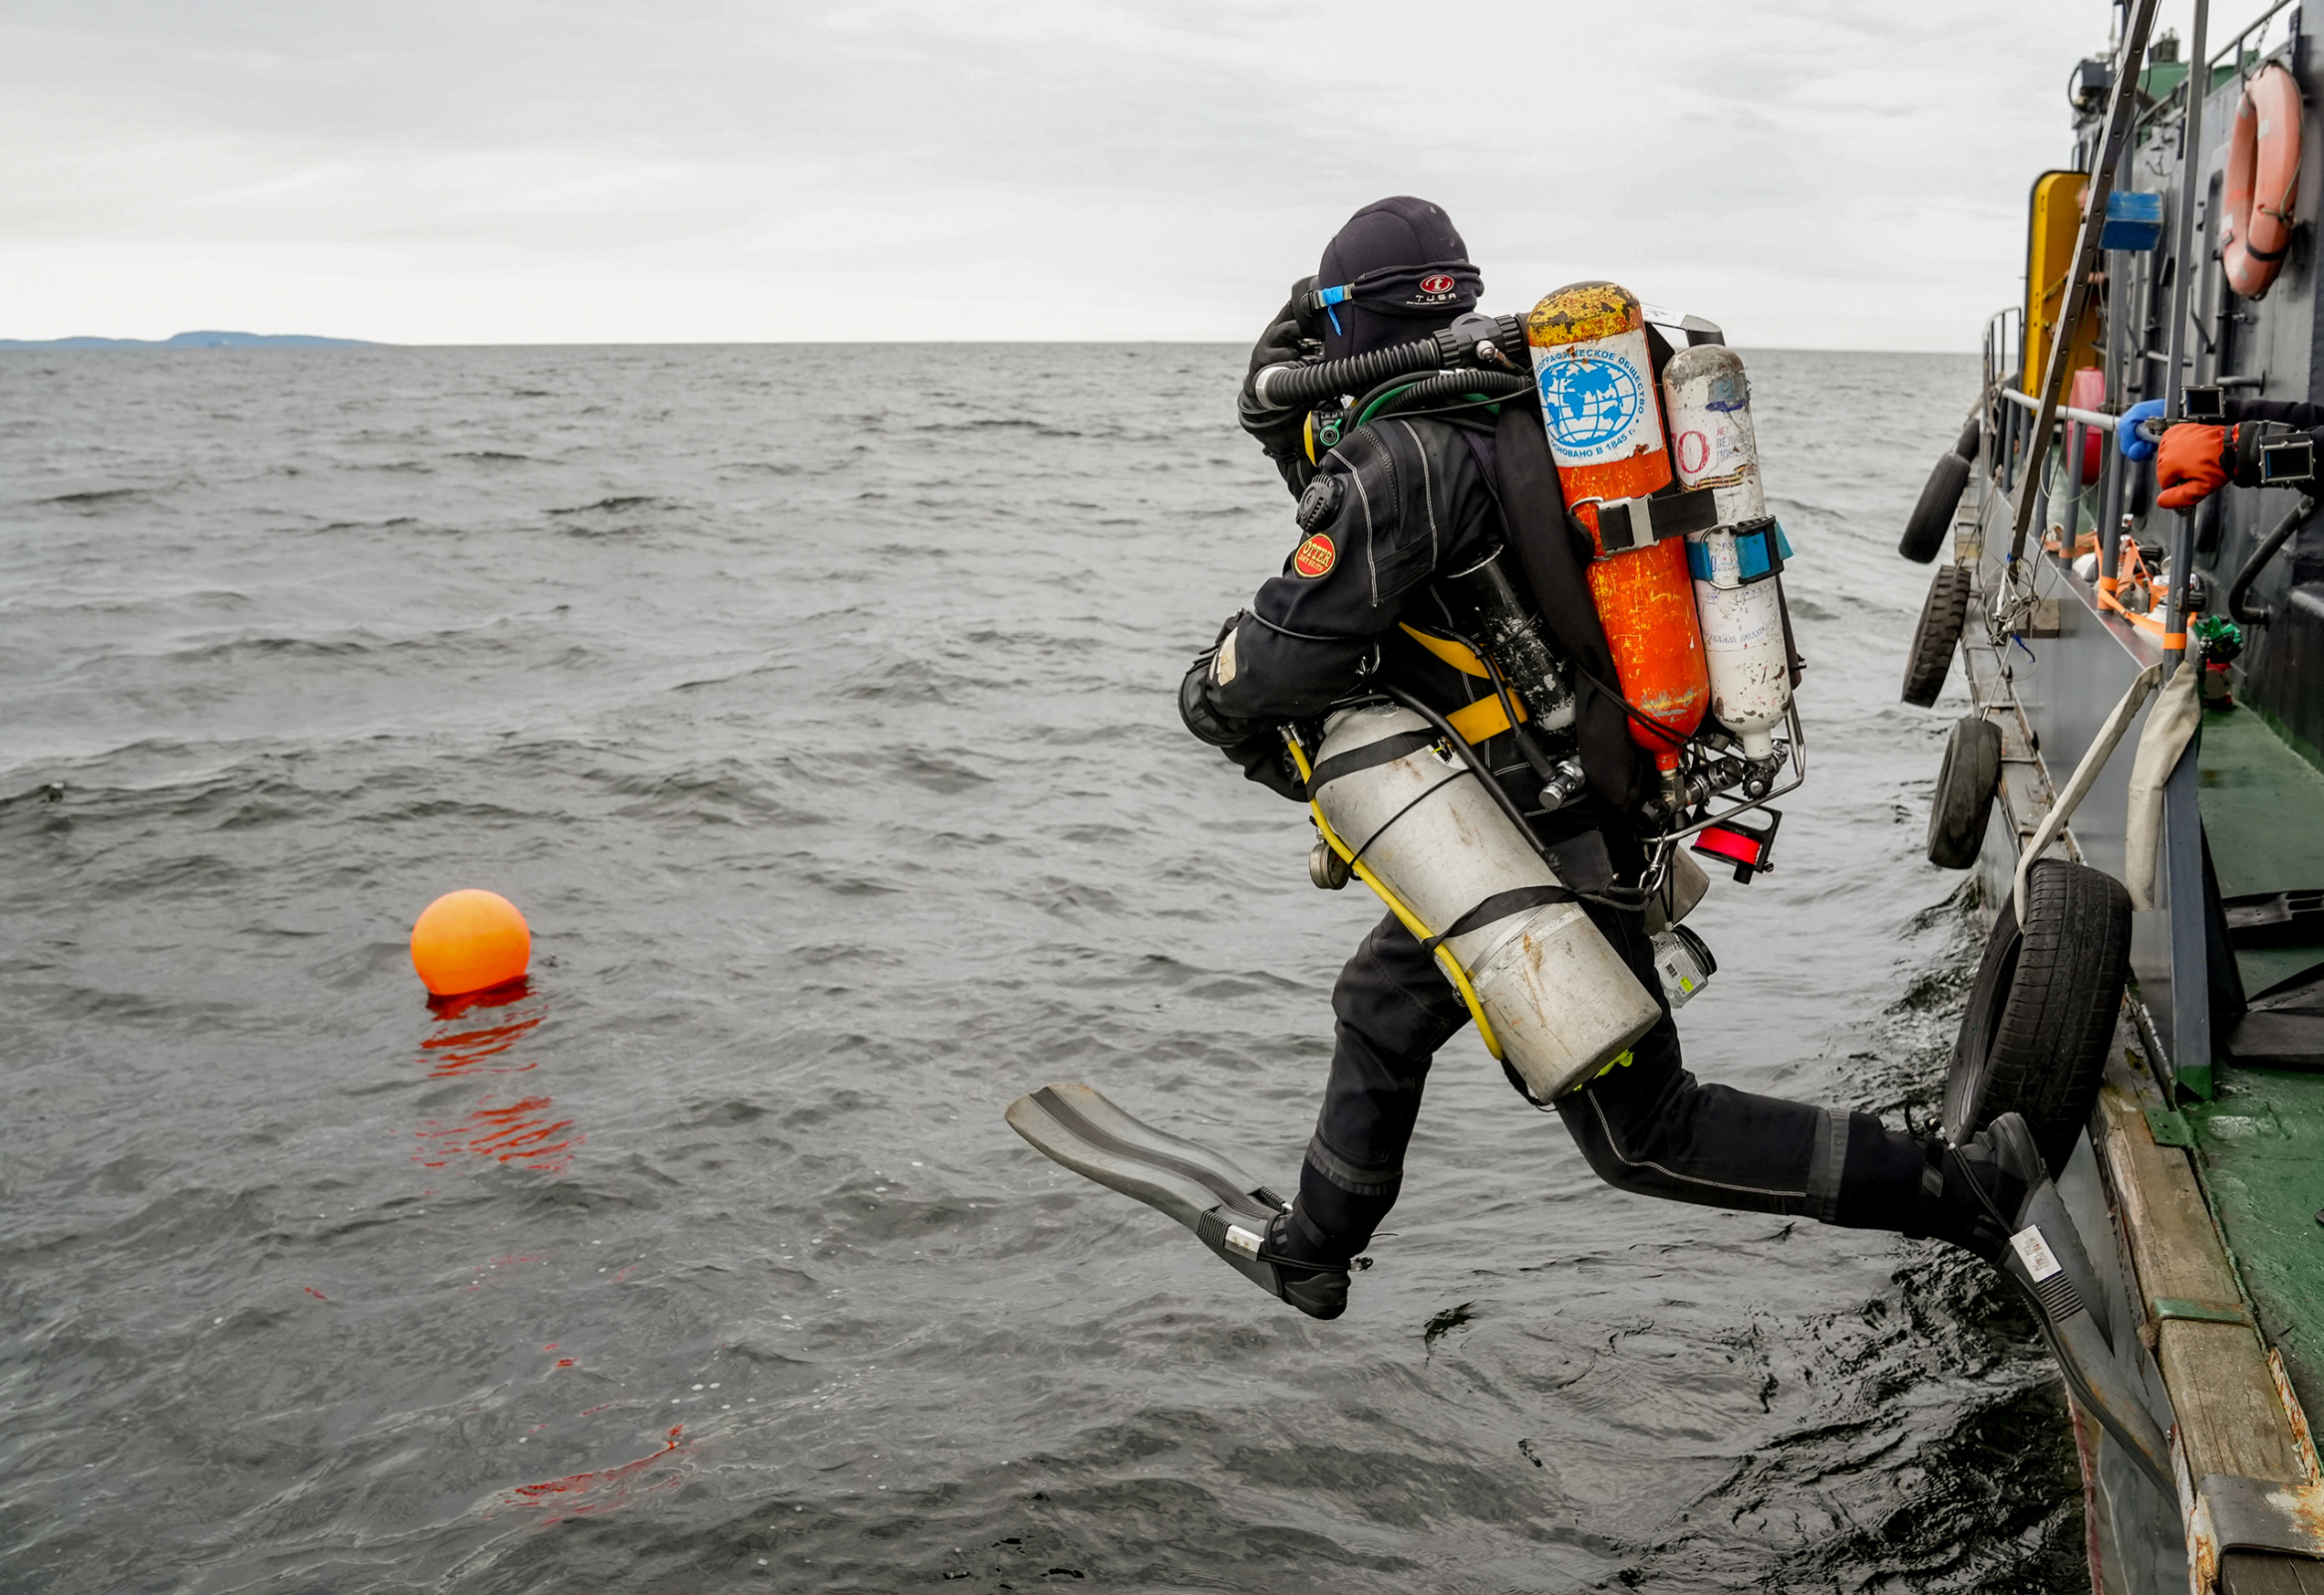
[1419,273,1457,296]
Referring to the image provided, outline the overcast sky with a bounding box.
[0,1,2241,348]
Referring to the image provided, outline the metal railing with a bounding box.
[2001,386,2119,432]
[2133,0,2294,136]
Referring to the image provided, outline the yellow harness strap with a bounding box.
[1447,694,1522,744]
[1397,623,1492,678]
[1397,625,1528,743]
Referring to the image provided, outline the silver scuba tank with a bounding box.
[1660,344,1794,761]
[1308,703,1662,1102]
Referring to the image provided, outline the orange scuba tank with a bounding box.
[1526,281,1709,801]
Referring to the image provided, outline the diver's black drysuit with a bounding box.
[1186,401,1939,1269]
[2221,398,2324,449]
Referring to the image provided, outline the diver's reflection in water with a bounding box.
[414,980,583,1175]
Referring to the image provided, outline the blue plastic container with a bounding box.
[2102,189,2165,252]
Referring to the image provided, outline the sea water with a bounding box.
[0,344,2083,1592]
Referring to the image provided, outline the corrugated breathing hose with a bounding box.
[1252,313,1526,410]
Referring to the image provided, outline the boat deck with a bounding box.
[2184,706,2324,1429]
[1959,479,2324,1591]
[2202,706,2324,994]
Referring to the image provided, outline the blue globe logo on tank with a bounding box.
[1537,350,1645,462]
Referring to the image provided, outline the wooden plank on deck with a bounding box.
[2159,1320,2308,1481]
[2223,1552,2324,1595]
[2095,1084,2309,1485]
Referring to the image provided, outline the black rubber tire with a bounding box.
[1942,859,2133,1175]
[1926,715,2002,869]
[1899,452,1972,563]
[1900,564,1971,707]
[1952,418,1982,461]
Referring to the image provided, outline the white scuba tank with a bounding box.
[1308,703,1661,1101]
[1661,345,1793,760]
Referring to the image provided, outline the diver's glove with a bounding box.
[1221,736,1308,803]
[1238,278,1320,496]
[2155,423,2231,509]
[2152,420,2293,507]
[1179,653,1256,747]
[1178,655,1307,802]
[2117,398,2166,462]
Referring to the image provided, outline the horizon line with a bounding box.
[0,337,1985,355]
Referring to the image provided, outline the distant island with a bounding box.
[0,330,378,350]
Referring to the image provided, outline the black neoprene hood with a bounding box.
[1316,195,1482,360]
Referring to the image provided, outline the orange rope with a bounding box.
[2089,542,2172,637]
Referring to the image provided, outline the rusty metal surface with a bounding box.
[2190,1473,2324,1586]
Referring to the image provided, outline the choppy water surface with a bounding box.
[0,344,2081,1593]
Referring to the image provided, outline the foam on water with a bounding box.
[0,344,2083,1592]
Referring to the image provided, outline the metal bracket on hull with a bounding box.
[2184,1472,2324,1589]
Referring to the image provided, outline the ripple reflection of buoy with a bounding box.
[409,907,580,1174]
[421,1009,542,1079]
[415,1094,582,1175]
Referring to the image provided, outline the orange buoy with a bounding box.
[411,889,530,998]
[2222,63,2302,301]
[1526,281,1709,786]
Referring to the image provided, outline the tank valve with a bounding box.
[1308,837,1352,890]
[1538,759,1587,812]
[1659,768,1691,814]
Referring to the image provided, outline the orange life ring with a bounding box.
[2222,63,2303,300]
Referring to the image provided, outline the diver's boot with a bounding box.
[1188,1201,1348,1319]
[1908,1115,2035,1261]
[1258,1208,1350,1321]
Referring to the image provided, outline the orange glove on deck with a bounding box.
[2155,423,2230,509]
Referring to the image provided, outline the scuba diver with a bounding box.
[1153,195,2064,1322]
[1008,199,2122,1360]
[1004,198,2175,1493]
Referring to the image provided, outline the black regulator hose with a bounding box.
[1375,684,1553,858]
[2227,492,2319,625]
[1374,683,1647,912]
[1254,313,1527,410]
